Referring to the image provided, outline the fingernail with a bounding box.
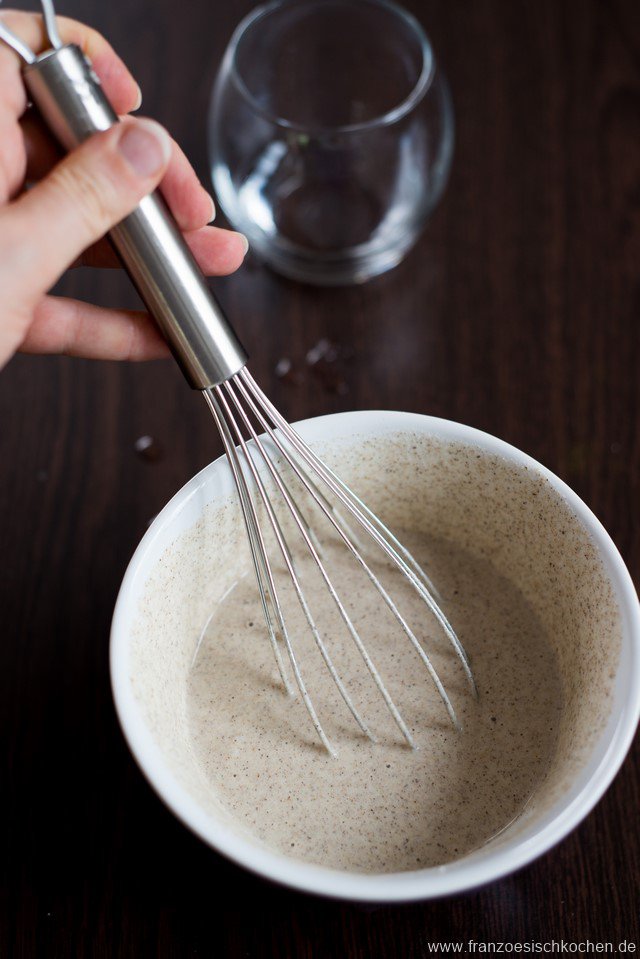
[206,192,216,223]
[132,84,142,111]
[118,119,171,177]
[235,232,249,256]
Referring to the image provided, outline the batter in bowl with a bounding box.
[186,528,562,872]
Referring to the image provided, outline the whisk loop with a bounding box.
[203,369,476,755]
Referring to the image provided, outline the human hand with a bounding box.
[0,10,247,370]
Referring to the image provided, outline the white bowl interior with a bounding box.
[111,412,640,900]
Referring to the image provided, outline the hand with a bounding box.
[0,10,247,370]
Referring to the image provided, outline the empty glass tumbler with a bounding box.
[210,0,454,285]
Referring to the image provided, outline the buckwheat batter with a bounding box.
[186,529,562,872]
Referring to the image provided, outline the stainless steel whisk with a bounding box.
[1,0,476,755]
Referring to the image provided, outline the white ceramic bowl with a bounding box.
[110,411,640,901]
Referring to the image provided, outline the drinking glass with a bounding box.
[209,0,454,285]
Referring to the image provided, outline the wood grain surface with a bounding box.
[1,0,638,955]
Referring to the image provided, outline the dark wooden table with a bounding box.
[2,0,638,955]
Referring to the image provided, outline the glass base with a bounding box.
[213,164,425,285]
[247,234,420,286]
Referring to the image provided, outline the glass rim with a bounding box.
[224,0,436,135]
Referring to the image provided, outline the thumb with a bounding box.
[6,117,172,300]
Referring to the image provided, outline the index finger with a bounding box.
[0,10,141,119]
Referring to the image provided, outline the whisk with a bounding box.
[0,0,476,755]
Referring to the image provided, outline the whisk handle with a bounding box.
[23,44,248,389]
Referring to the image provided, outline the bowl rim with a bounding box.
[110,410,640,902]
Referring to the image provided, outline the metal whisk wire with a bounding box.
[203,369,476,755]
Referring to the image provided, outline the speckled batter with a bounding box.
[129,428,621,876]
[187,528,563,872]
